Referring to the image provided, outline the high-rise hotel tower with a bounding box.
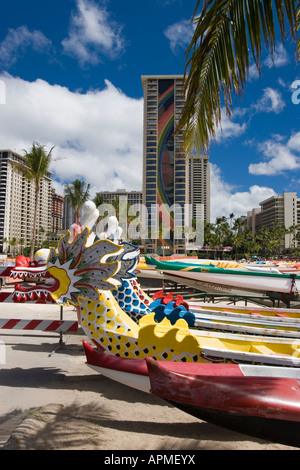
[0,149,52,253]
[142,75,210,255]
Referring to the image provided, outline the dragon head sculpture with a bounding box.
[47,228,139,306]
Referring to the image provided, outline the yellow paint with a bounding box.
[96,304,106,315]
[95,316,105,326]
[48,266,70,301]
[106,309,115,319]
[88,311,95,322]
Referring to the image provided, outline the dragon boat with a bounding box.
[3,205,300,366]
[146,291,300,339]
[145,256,300,298]
[0,251,56,303]
[43,228,300,367]
[111,276,300,340]
[146,357,300,447]
[83,339,300,393]
[2,227,300,341]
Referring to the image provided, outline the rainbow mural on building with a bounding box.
[157,80,175,253]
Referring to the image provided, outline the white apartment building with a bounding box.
[95,189,143,239]
[187,154,210,223]
[246,192,300,249]
[97,188,142,206]
[0,150,52,254]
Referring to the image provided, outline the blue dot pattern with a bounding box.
[112,279,151,322]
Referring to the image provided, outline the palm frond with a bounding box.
[295,1,300,60]
[23,142,54,186]
[64,179,91,221]
[179,0,299,155]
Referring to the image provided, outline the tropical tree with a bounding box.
[18,237,24,255]
[64,179,90,223]
[287,224,300,249]
[14,142,54,258]
[93,193,104,208]
[9,237,17,257]
[232,230,244,258]
[179,0,300,154]
[214,216,232,246]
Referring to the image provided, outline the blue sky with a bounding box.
[0,0,299,223]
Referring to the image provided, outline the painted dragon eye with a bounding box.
[48,264,78,303]
[47,258,82,305]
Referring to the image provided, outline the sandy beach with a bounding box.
[0,294,298,451]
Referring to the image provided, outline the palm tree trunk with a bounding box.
[30,185,39,259]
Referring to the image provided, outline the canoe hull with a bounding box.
[147,257,300,296]
[83,340,151,393]
[163,271,257,296]
[163,400,300,447]
[146,358,300,447]
[161,269,299,295]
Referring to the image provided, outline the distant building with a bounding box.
[247,208,263,234]
[52,188,64,233]
[62,196,76,231]
[187,154,210,223]
[246,192,300,249]
[141,75,210,254]
[96,189,143,238]
[0,149,52,253]
[97,188,142,206]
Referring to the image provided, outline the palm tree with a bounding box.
[64,179,90,223]
[14,142,54,258]
[9,237,17,257]
[179,0,299,154]
[18,238,24,255]
[93,193,104,208]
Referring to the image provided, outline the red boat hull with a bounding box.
[83,340,251,393]
[83,340,260,387]
[146,358,300,447]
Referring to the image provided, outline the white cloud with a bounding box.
[214,108,247,142]
[249,131,300,175]
[0,26,52,68]
[62,0,125,66]
[0,73,284,226]
[253,87,285,114]
[210,164,276,221]
[164,19,195,53]
[264,43,289,69]
[0,74,143,196]
[248,63,260,80]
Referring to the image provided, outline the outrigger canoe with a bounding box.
[145,256,300,297]
[146,357,300,447]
